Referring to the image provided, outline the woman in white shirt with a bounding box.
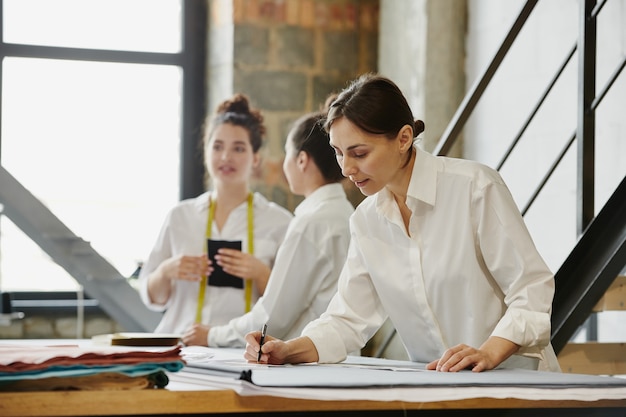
[245,74,561,372]
[139,94,292,335]
[181,111,354,346]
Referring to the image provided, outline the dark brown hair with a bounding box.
[324,74,425,165]
[203,94,266,152]
[288,112,343,183]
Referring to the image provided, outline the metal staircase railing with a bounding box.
[551,175,626,353]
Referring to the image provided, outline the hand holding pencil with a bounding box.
[243,331,320,365]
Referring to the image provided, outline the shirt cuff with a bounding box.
[208,325,228,347]
[492,308,551,348]
[302,322,347,364]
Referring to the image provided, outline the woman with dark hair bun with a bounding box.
[139,94,293,336]
[245,73,561,373]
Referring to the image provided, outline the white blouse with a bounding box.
[209,183,354,346]
[138,191,293,334]
[302,147,561,371]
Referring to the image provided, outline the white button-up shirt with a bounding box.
[139,192,293,334]
[303,147,560,371]
[209,183,354,346]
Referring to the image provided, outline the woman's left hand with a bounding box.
[215,248,271,294]
[426,337,519,372]
[182,323,210,347]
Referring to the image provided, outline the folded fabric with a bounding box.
[0,370,170,391]
[0,344,184,389]
[0,344,183,373]
[0,361,184,381]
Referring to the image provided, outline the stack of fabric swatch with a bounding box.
[0,343,184,391]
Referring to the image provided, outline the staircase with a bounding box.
[557,275,626,375]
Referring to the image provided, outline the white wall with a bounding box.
[465,0,626,270]
[465,0,626,341]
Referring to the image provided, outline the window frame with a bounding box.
[0,0,207,310]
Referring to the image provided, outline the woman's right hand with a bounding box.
[147,254,212,305]
[244,332,319,365]
[244,331,285,364]
[161,254,212,282]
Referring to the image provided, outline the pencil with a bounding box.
[257,323,267,362]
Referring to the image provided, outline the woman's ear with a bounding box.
[297,150,309,171]
[397,124,414,153]
[252,152,262,168]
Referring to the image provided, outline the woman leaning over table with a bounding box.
[139,94,293,335]
[245,73,561,373]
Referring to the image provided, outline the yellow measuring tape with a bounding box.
[195,192,254,323]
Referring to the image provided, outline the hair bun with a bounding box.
[414,120,425,137]
[217,93,251,115]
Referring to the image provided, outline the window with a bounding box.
[0,0,206,292]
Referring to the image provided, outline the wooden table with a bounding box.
[2,388,626,416]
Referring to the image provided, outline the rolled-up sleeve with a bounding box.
[476,180,554,349]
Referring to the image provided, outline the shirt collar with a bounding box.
[406,146,438,207]
[193,190,265,212]
[375,145,438,211]
[295,183,346,216]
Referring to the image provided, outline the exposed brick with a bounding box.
[56,317,80,338]
[360,2,379,32]
[269,184,292,210]
[260,156,286,187]
[23,317,55,338]
[0,321,24,339]
[233,0,245,24]
[235,25,270,66]
[315,2,329,28]
[300,0,316,28]
[285,0,300,25]
[323,31,359,73]
[312,75,349,110]
[274,26,315,68]
[344,3,357,30]
[236,71,307,111]
[245,0,260,22]
[328,4,344,30]
[258,0,287,24]
[360,31,379,73]
[229,0,379,211]
[84,317,116,338]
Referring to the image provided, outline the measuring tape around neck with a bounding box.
[195,192,254,323]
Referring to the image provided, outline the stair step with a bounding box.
[558,342,626,375]
[593,275,626,311]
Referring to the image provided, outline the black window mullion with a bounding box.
[1,43,183,66]
[180,0,207,200]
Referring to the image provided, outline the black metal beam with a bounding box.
[577,0,597,234]
[551,174,626,353]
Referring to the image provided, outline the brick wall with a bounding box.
[229,0,378,210]
[0,312,124,340]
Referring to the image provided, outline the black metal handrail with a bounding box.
[496,43,576,172]
[433,0,538,156]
